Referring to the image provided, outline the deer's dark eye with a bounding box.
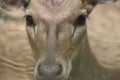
[25,15,35,26]
[74,14,86,26]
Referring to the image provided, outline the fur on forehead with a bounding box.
[26,0,83,19]
[29,0,82,8]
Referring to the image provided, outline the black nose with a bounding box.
[37,63,62,77]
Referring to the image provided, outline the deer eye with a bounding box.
[25,15,36,26]
[74,14,86,26]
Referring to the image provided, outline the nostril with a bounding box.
[37,63,63,77]
[55,64,62,76]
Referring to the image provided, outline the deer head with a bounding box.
[0,0,117,80]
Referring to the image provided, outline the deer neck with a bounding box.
[69,33,108,80]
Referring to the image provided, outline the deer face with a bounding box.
[26,0,87,80]
[0,0,117,80]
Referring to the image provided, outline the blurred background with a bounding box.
[0,1,120,80]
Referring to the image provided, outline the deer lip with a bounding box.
[34,74,66,80]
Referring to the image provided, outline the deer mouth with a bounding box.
[34,59,72,80]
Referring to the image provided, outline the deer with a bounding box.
[0,0,119,80]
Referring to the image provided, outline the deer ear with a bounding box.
[86,0,117,15]
[0,0,30,11]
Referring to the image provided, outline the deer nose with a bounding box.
[37,63,63,77]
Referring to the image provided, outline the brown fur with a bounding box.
[0,0,119,80]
